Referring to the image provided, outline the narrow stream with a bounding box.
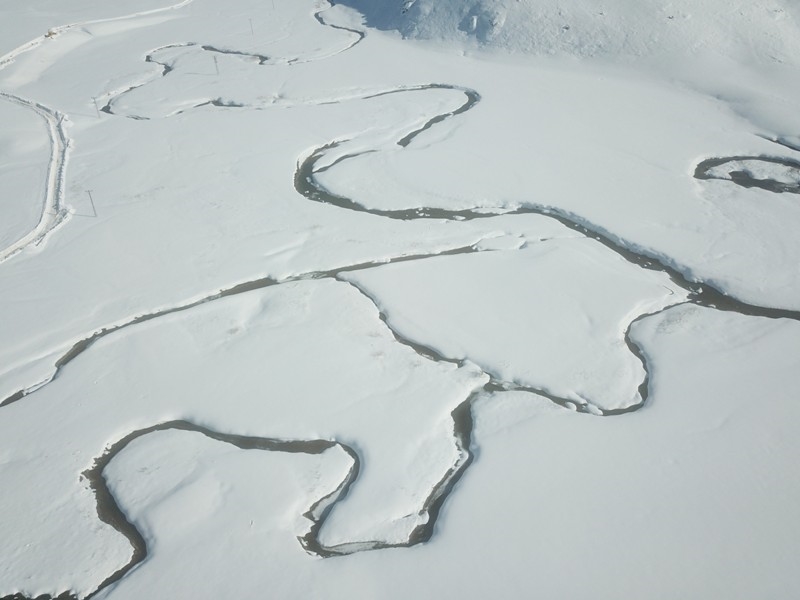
[297,126,800,322]
[81,421,355,598]
[3,1,800,598]
[694,155,800,194]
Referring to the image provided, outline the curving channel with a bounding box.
[100,3,364,117]
[83,421,356,597]
[4,1,800,598]
[296,121,800,323]
[0,0,202,264]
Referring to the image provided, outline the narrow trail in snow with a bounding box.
[0,93,70,263]
[694,155,800,194]
[0,0,196,71]
[0,0,201,264]
[4,2,800,599]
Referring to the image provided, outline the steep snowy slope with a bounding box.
[339,0,800,63]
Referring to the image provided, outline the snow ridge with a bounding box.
[338,0,800,64]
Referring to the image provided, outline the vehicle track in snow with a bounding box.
[0,0,201,264]
[0,93,70,263]
[694,154,800,194]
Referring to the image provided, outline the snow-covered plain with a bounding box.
[1,0,799,598]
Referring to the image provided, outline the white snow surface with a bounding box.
[0,280,484,595]
[340,0,800,64]
[0,97,50,249]
[345,239,687,411]
[0,0,798,597]
[98,429,354,598]
[707,159,800,186]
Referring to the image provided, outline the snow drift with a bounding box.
[338,0,800,64]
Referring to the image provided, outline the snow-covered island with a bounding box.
[1,0,799,598]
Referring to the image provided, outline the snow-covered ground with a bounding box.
[1,0,798,598]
